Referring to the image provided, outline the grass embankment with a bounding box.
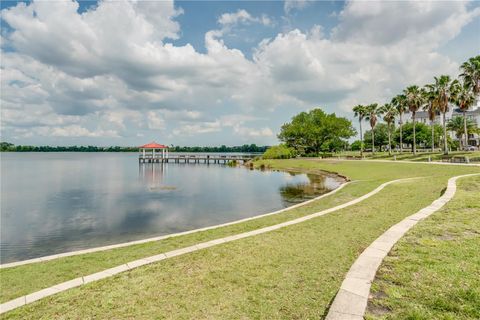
[367,175,480,320]
[1,160,478,318]
[336,150,480,162]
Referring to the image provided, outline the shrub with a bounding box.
[262,145,297,159]
[350,140,363,151]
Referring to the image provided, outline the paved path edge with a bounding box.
[1,179,350,269]
[325,173,480,320]
[0,177,416,314]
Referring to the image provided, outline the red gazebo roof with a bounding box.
[139,142,168,149]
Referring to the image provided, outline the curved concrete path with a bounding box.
[1,180,350,269]
[325,173,480,320]
[0,177,416,314]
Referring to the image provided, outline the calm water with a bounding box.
[0,153,341,263]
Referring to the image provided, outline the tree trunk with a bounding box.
[359,119,363,157]
[431,121,435,153]
[372,128,375,155]
[399,113,403,153]
[443,112,448,154]
[388,123,392,156]
[463,110,468,149]
[412,113,416,155]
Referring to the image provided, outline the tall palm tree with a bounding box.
[460,55,480,95]
[447,116,477,146]
[404,85,424,155]
[423,85,439,152]
[429,75,458,154]
[453,81,476,148]
[365,103,381,155]
[380,103,397,156]
[353,105,367,157]
[391,94,407,153]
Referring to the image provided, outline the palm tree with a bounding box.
[391,94,407,153]
[453,81,476,149]
[429,75,458,154]
[460,55,480,95]
[447,116,478,147]
[423,85,439,152]
[365,103,382,155]
[404,86,424,155]
[353,105,367,157]
[380,103,397,155]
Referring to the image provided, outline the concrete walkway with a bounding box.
[1,180,350,269]
[325,173,479,320]
[4,158,476,270]
[0,177,415,314]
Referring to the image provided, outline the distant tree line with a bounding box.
[169,144,267,153]
[0,142,138,152]
[0,142,268,153]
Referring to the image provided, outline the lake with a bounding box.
[0,153,342,263]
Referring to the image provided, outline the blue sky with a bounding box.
[1,0,479,146]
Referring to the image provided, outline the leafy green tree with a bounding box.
[364,123,391,151]
[353,104,367,157]
[278,108,356,154]
[447,116,478,147]
[350,140,362,151]
[428,124,445,150]
[395,122,430,151]
[0,142,15,151]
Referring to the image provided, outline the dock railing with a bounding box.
[139,153,257,164]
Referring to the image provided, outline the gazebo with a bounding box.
[139,142,169,162]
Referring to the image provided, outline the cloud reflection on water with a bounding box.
[1,153,341,263]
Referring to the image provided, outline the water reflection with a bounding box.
[139,163,165,190]
[1,153,342,263]
[279,173,339,205]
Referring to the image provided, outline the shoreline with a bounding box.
[2,159,479,318]
[1,168,349,269]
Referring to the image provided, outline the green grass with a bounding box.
[0,178,370,304]
[366,175,480,320]
[335,150,480,162]
[1,160,478,318]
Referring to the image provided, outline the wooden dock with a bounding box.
[139,154,256,164]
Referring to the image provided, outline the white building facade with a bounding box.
[404,102,480,147]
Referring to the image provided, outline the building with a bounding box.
[404,102,480,147]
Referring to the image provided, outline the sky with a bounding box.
[1,0,479,147]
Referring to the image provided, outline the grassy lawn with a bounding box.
[335,150,480,162]
[1,160,478,318]
[366,175,480,320]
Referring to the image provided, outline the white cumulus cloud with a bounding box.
[0,0,478,145]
